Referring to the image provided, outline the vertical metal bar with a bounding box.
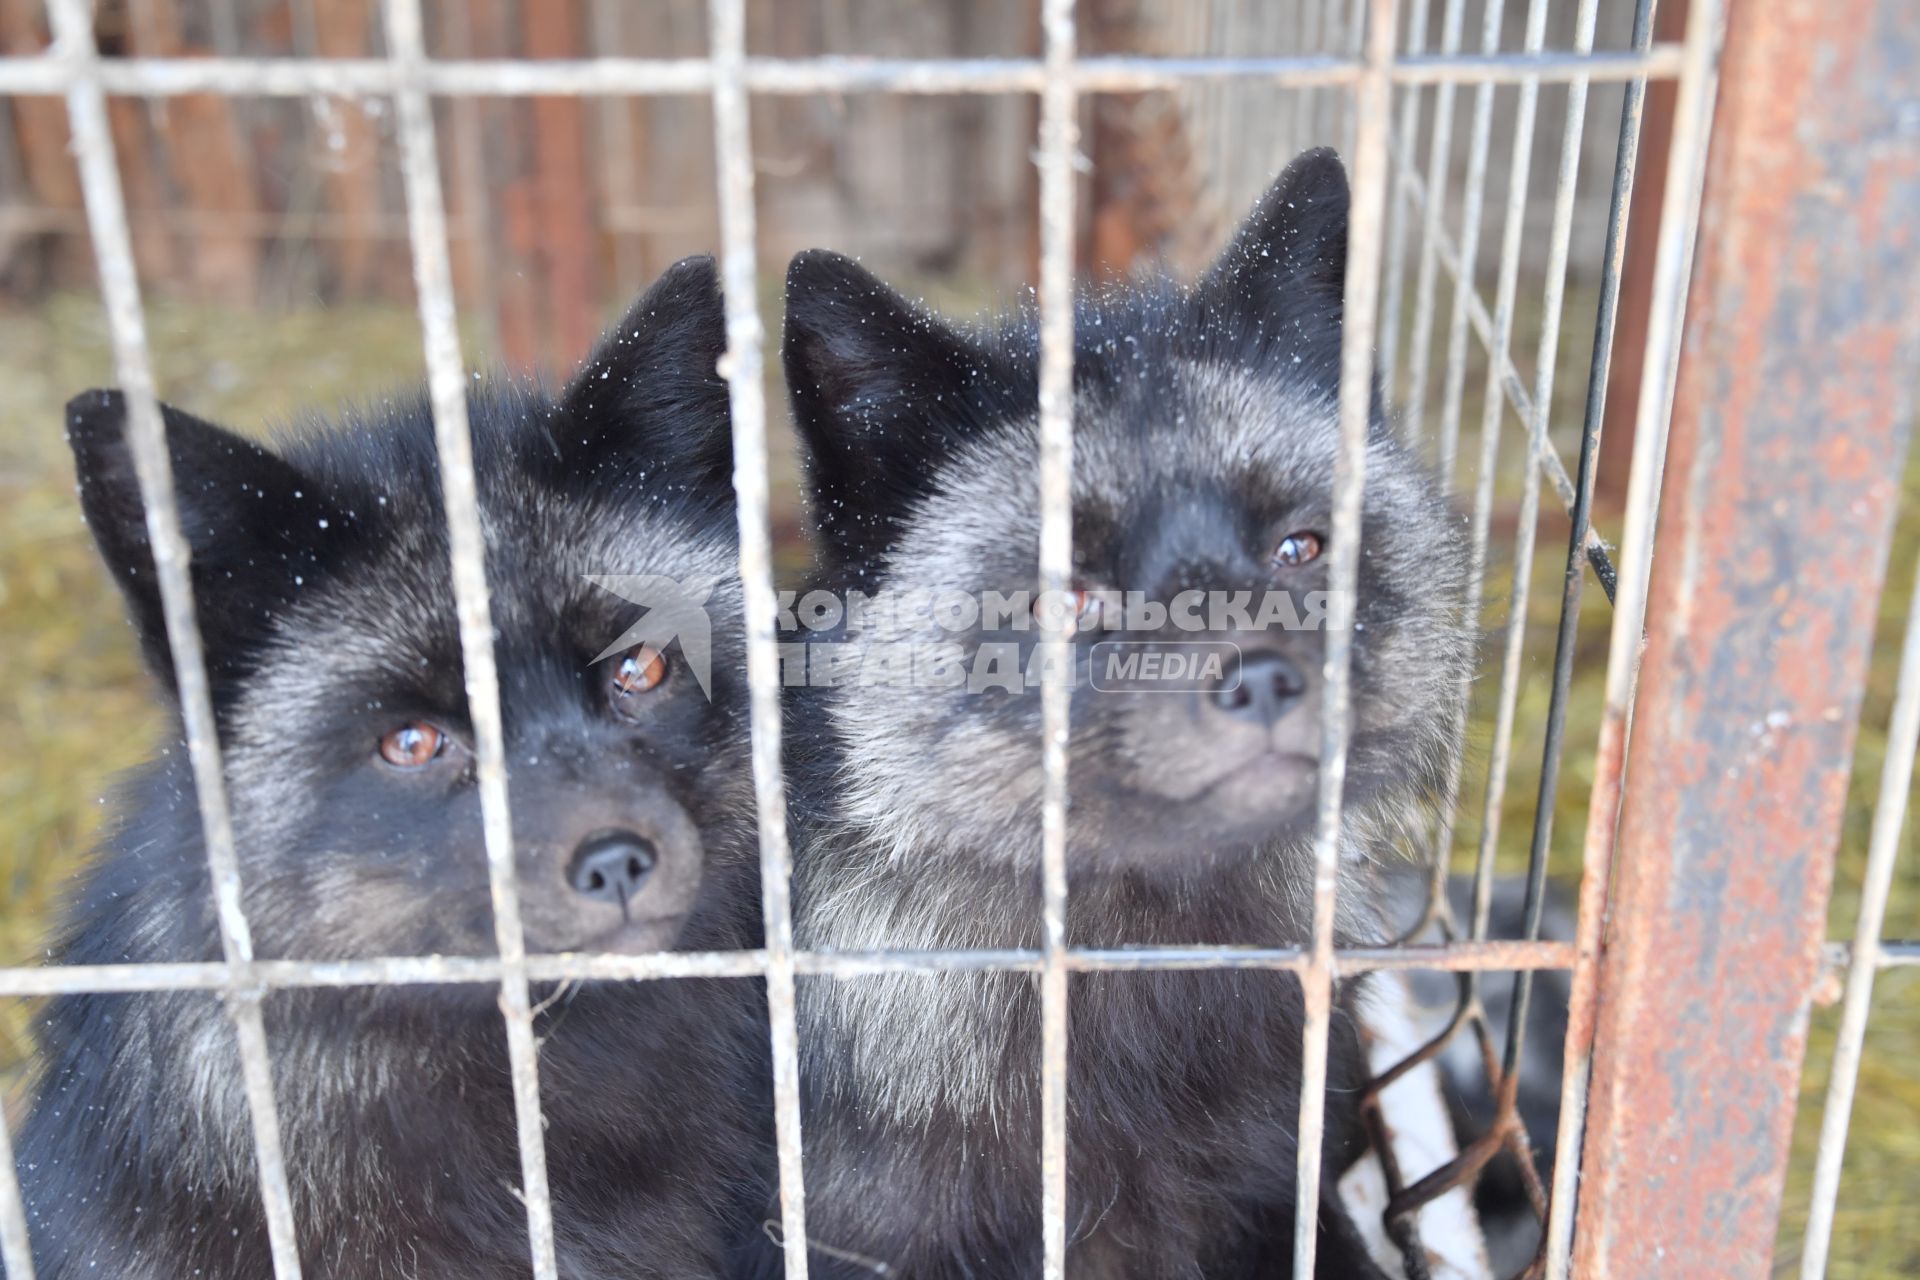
[1536,1,1660,1269]
[1494,0,1601,1089]
[43,3,304,1277]
[1572,0,1920,1270]
[1549,0,1725,1269]
[1463,0,1549,942]
[379,3,557,1277]
[1801,558,1920,1279]
[1295,0,1320,156]
[1342,0,1365,157]
[1434,0,1504,486]
[1375,0,1432,410]
[0,1091,33,1279]
[1318,0,1343,141]
[705,4,810,1277]
[1425,0,1506,907]
[1399,0,1467,446]
[1292,1,1394,1274]
[1035,2,1078,1275]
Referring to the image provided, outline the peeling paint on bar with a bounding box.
[1565,0,1920,1268]
[1547,0,1726,1270]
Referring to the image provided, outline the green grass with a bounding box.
[0,290,1912,1273]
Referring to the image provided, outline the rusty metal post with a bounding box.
[1571,1,1920,1273]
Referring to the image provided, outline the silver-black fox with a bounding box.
[767,149,1472,1277]
[17,257,771,1279]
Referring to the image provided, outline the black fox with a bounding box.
[17,257,770,1279]
[768,149,1473,1277]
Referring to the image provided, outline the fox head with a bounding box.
[782,149,1471,881]
[66,256,755,964]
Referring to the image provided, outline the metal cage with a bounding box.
[0,1,1916,1277]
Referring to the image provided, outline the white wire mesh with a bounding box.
[0,5,1815,1279]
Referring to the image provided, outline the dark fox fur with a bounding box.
[765,149,1473,1277]
[17,257,771,1279]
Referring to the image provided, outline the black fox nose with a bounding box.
[1209,649,1308,727]
[567,831,657,904]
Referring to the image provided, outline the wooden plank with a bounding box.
[128,0,260,302]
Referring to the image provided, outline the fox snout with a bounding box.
[1206,647,1310,729]
[516,786,706,955]
[566,830,659,906]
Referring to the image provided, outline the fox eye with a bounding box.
[378,722,449,769]
[608,643,668,710]
[1033,586,1106,636]
[1273,531,1324,569]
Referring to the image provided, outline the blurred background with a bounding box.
[0,2,1912,1275]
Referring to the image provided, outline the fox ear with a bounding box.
[65,389,347,691]
[558,254,733,501]
[782,249,1007,570]
[1196,147,1350,378]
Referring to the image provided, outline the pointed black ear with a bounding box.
[66,389,346,691]
[1196,148,1350,376]
[558,254,733,499]
[782,249,1008,570]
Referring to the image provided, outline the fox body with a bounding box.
[772,150,1472,1277]
[18,258,769,1279]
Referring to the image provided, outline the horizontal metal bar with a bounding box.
[1820,940,1920,974]
[0,941,1584,997]
[1393,47,1683,84]
[0,46,1687,100]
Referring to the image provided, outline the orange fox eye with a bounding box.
[1273,531,1324,569]
[378,722,447,769]
[1032,586,1105,635]
[609,643,668,703]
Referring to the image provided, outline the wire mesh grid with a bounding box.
[0,1,1913,1278]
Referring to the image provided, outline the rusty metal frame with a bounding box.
[1569,1,1920,1275]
